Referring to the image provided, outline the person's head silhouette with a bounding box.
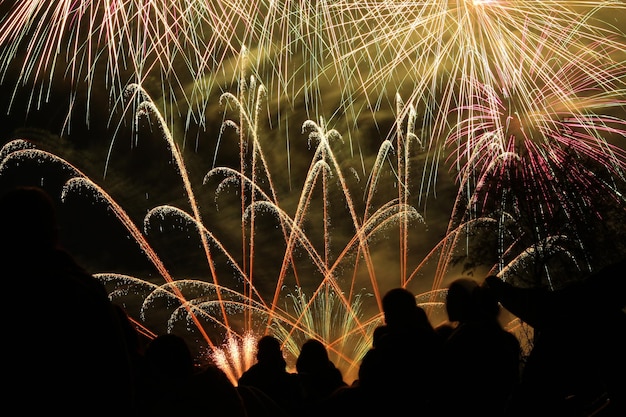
[296,338,330,374]
[382,287,418,329]
[0,186,60,252]
[255,335,286,368]
[445,278,480,322]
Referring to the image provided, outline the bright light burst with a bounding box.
[1,2,625,135]
[210,332,257,384]
[426,34,626,290]
[2,1,625,219]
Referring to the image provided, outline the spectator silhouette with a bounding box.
[140,332,247,416]
[486,261,626,417]
[434,277,477,339]
[185,363,248,416]
[144,333,195,382]
[237,383,291,417]
[139,333,194,415]
[374,287,444,352]
[112,303,151,408]
[238,335,304,417]
[437,277,521,416]
[296,338,347,416]
[0,186,135,414]
[344,287,443,415]
[142,333,194,415]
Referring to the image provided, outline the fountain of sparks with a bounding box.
[0,72,439,383]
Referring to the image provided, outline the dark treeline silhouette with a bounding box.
[3,184,624,416]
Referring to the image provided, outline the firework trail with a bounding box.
[2,2,625,134]
[425,58,626,293]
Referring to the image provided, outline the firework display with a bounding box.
[1,1,625,383]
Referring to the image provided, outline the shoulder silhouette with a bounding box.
[354,287,443,415]
[0,185,135,414]
[139,332,247,416]
[296,338,347,416]
[238,335,304,417]
[438,277,521,416]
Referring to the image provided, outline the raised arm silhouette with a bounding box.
[486,261,626,417]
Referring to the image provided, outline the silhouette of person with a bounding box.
[324,343,388,417]
[0,186,135,414]
[373,287,444,351]
[140,332,247,416]
[144,333,195,383]
[112,303,150,409]
[296,338,347,416]
[434,277,478,339]
[238,335,304,417]
[354,287,444,415]
[438,277,521,417]
[485,262,626,417]
[184,363,248,416]
[237,383,291,417]
[138,333,196,415]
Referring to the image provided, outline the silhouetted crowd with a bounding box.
[2,185,625,416]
